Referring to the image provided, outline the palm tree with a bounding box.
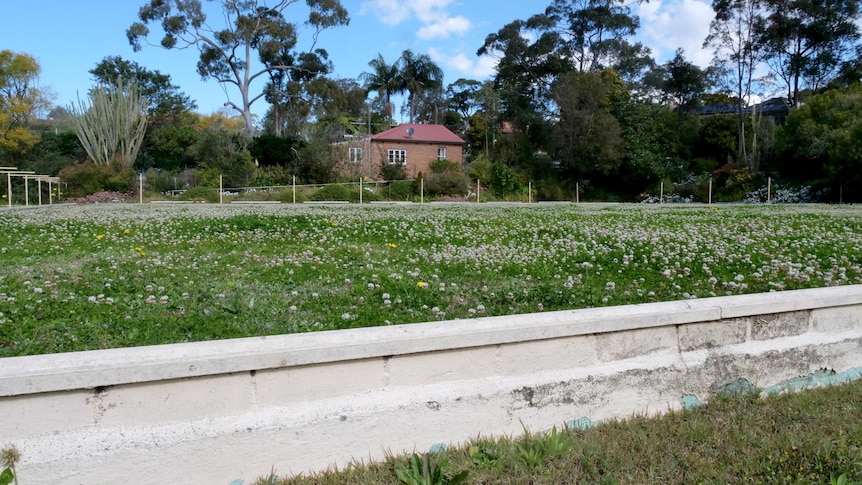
[398,49,444,123]
[359,54,403,120]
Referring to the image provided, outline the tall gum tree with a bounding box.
[705,0,767,170]
[126,0,349,135]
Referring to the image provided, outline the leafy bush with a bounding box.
[58,160,135,198]
[425,171,470,197]
[429,159,461,173]
[385,180,415,201]
[251,165,295,187]
[381,163,407,181]
[425,161,470,197]
[308,184,354,202]
[276,187,308,203]
[178,185,219,203]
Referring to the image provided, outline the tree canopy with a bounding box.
[0,50,51,156]
[127,0,349,135]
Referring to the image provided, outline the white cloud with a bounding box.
[428,47,499,79]
[637,0,715,67]
[418,16,472,39]
[359,0,412,26]
[361,0,472,39]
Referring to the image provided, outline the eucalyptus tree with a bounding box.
[69,79,148,167]
[704,0,768,169]
[90,56,196,124]
[478,18,565,155]
[527,0,650,78]
[760,0,861,107]
[645,49,713,109]
[126,0,349,135]
[262,48,332,137]
[550,70,626,180]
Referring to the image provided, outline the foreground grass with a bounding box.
[259,379,862,484]
[1,203,861,356]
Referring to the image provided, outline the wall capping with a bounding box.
[2,285,861,397]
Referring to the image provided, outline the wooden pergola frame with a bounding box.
[0,167,61,207]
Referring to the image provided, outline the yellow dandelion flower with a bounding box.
[123,229,131,235]
[96,234,105,240]
[417,281,426,288]
[135,247,143,252]
[388,243,397,248]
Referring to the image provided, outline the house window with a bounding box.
[437,147,447,160]
[349,147,362,164]
[388,149,406,165]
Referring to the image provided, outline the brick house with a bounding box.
[333,124,465,180]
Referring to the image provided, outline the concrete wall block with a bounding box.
[811,305,862,333]
[95,373,254,426]
[498,335,599,375]
[750,310,810,340]
[677,318,747,351]
[0,389,92,438]
[387,346,499,386]
[595,326,678,362]
[255,358,385,404]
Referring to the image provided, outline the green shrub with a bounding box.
[178,185,219,203]
[426,171,470,196]
[276,188,305,203]
[58,161,135,198]
[430,159,461,174]
[385,180,415,201]
[309,184,354,202]
[381,163,407,181]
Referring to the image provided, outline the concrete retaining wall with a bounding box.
[2,285,861,484]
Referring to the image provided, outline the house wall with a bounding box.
[372,140,463,179]
[331,138,379,180]
[2,285,862,484]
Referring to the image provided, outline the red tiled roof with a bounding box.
[371,124,465,144]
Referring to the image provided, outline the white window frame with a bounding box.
[349,147,362,164]
[437,147,447,160]
[388,149,407,166]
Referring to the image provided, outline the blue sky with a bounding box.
[1,0,714,121]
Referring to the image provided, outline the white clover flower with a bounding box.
[33,287,43,294]
[88,296,97,304]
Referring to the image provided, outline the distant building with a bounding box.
[691,97,791,125]
[333,124,466,180]
[371,124,466,179]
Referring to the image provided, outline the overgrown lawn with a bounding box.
[1,203,860,357]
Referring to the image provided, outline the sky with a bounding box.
[0,0,715,122]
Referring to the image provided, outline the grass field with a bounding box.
[1,202,861,357]
[257,378,862,484]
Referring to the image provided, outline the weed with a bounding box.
[1,446,19,485]
[394,453,468,485]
